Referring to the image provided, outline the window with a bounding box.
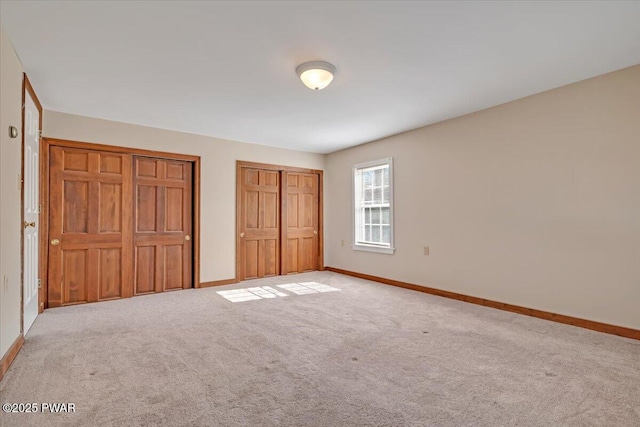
[353,158,394,254]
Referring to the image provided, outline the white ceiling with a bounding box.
[1,1,639,154]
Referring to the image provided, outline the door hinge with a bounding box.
[38,130,43,138]
[38,278,42,289]
[37,204,42,214]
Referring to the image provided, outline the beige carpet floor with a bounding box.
[1,271,639,426]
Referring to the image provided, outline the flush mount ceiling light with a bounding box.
[296,61,336,91]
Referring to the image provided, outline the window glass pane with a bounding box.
[363,170,373,187]
[364,225,371,242]
[374,169,382,186]
[383,186,390,204]
[383,167,389,185]
[382,208,389,224]
[374,188,382,203]
[364,189,372,203]
[372,225,381,242]
[382,225,390,243]
[364,207,370,223]
[372,208,380,224]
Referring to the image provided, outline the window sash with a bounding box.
[353,159,393,251]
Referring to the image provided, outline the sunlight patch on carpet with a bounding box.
[217,286,287,302]
[217,282,339,302]
[278,282,340,295]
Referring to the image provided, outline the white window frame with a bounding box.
[352,157,395,254]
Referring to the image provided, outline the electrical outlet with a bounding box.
[341,240,345,247]
[3,275,8,293]
[424,246,430,256]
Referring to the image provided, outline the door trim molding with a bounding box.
[40,137,202,308]
[236,160,322,175]
[236,161,324,281]
[42,138,201,161]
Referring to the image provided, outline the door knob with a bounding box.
[240,232,245,238]
[185,235,191,241]
[313,230,318,235]
[50,239,60,246]
[24,221,36,229]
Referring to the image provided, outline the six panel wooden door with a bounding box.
[239,168,280,279]
[283,172,319,274]
[48,147,133,307]
[134,157,193,294]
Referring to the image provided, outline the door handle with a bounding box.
[24,221,36,229]
[50,239,60,246]
[240,232,245,238]
[313,230,317,235]
[185,235,191,241]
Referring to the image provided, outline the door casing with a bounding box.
[236,161,324,281]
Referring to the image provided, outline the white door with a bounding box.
[23,90,40,333]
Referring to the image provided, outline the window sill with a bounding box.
[352,244,395,254]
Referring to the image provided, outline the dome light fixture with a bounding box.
[296,61,336,91]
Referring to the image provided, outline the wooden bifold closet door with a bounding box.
[237,164,321,281]
[238,168,281,280]
[48,147,133,306]
[47,146,193,307]
[283,172,319,274]
[133,157,193,294]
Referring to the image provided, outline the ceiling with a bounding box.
[1,1,639,154]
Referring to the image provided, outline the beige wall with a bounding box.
[325,65,640,329]
[0,27,24,357]
[42,111,325,283]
